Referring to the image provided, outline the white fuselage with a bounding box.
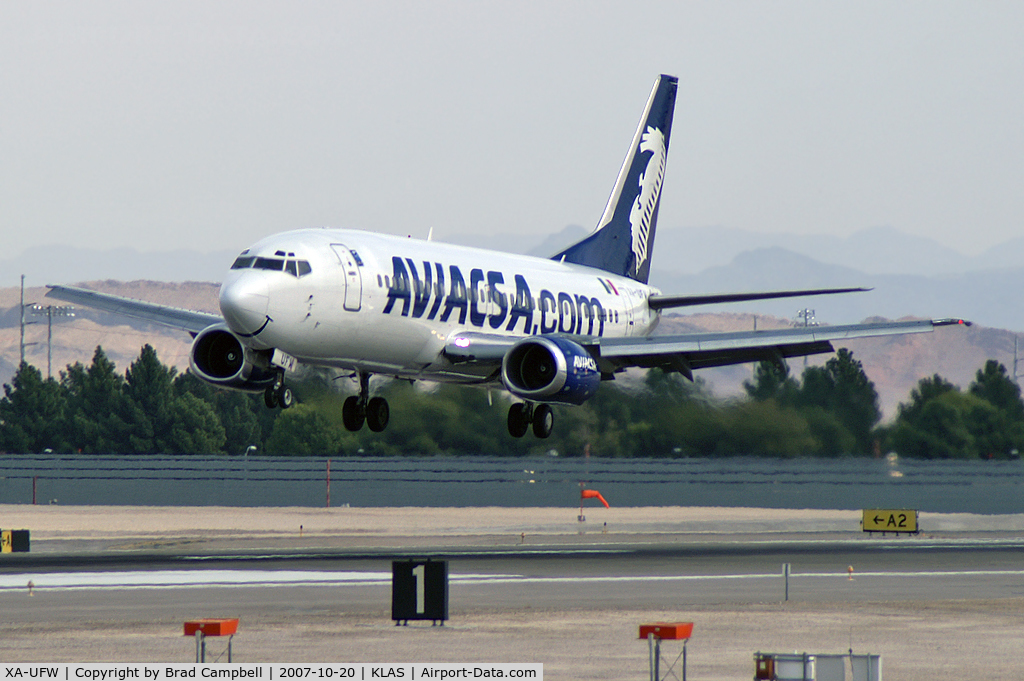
[219,229,661,383]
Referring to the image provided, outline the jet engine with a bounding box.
[189,323,277,391]
[501,336,601,405]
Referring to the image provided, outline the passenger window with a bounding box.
[377,275,383,287]
[285,260,298,277]
[298,260,311,276]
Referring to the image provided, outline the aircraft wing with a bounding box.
[46,284,222,335]
[595,318,970,379]
[444,318,970,378]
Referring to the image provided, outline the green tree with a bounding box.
[61,347,135,453]
[265,404,346,456]
[123,344,177,452]
[165,392,226,453]
[967,360,1024,458]
[798,406,857,457]
[888,387,977,459]
[174,370,271,455]
[970,360,1024,418]
[897,374,958,423]
[795,349,881,454]
[884,370,1024,459]
[713,399,818,457]
[744,360,798,403]
[0,362,68,453]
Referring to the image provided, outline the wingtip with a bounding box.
[933,318,973,327]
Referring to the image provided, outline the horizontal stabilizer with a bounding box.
[647,287,871,310]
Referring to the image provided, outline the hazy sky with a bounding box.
[3,2,1023,259]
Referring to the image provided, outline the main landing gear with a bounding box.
[507,402,553,439]
[343,372,390,433]
[263,373,294,409]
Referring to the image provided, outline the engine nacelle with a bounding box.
[501,336,601,405]
[189,324,277,392]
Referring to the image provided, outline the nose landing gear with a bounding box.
[343,372,390,432]
[507,402,553,439]
[263,373,294,409]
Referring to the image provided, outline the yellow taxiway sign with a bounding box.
[862,509,919,534]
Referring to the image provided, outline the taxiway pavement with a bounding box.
[1,505,1023,680]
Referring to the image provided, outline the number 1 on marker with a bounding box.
[413,564,425,614]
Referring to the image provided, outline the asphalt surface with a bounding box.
[4,508,1024,678]
[4,535,1024,621]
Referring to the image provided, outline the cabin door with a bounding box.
[620,289,637,336]
[330,244,363,312]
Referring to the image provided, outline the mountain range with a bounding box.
[0,284,1013,423]
[8,224,1021,330]
[2,225,1021,420]
[446,224,1024,331]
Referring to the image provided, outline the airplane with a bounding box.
[47,74,969,439]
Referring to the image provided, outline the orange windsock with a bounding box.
[581,489,610,508]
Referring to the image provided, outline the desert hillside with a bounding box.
[0,281,218,391]
[0,281,1012,421]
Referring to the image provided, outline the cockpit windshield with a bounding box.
[231,250,312,277]
[253,257,285,271]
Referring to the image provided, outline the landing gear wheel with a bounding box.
[507,403,530,438]
[276,385,294,409]
[342,395,365,432]
[366,396,390,432]
[264,386,279,409]
[532,404,554,439]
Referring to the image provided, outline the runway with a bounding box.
[2,506,1024,679]
[5,536,1024,620]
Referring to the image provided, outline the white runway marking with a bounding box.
[0,570,392,590]
[3,568,1024,591]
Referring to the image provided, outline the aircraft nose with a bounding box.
[220,275,270,335]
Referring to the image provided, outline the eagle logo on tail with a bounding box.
[628,126,666,275]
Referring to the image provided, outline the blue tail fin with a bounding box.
[552,75,677,284]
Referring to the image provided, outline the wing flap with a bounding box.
[46,284,222,335]
[626,341,836,371]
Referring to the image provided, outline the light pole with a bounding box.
[19,275,39,367]
[796,308,817,366]
[29,304,75,378]
[795,308,816,328]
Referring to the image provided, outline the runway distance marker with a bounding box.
[392,559,448,626]
[862,509,919,534]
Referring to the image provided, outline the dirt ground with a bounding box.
[1,505,1023,679]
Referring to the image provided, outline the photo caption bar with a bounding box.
[2,665,542,681]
